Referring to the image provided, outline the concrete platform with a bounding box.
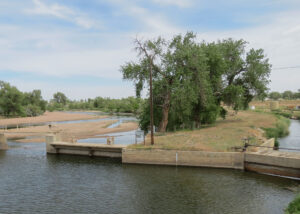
[46,136,125,158]
[245,150,300,178]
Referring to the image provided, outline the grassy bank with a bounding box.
[273,110,300,120]
[130,110,279,152]
[285,194,300,214]
[262,116,290,139]
[250,100,300,120]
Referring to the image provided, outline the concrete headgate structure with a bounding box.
[45,135,300,179]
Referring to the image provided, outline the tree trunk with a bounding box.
[158,91,171,132]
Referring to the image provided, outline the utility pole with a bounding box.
[149,59,154,145]
[134,38,155,145]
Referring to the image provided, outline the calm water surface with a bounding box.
[279,119,300,151]
[0,141,299,214]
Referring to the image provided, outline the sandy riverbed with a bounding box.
[0,111,138,143]
[0,111,105,126]
[4,120,138,143]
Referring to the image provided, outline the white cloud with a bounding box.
[151,0,193,8]
[1,0,300,98]
[109,0,182,35]
[0,48,135,78]
[25,0,98,29]
[7,78,135,100]
[197,10,300,92]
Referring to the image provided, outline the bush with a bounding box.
[25,104,43,117]
[263,116,290,139]
[285,194,300,214]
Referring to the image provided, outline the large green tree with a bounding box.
[121,33,271,132]
[0,81,24,116]
[52,92,68,105]
[268,91,282,100]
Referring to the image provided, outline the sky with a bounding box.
[0,0,300,100]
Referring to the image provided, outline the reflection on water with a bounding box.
[279,120,300,152]
[0,141,298,214]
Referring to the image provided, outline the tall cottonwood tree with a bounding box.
[121,33,208,132]
[121,33,271,132]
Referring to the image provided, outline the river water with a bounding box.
[279,120,300,152]
[0,115,299,213]
[0,141,299,214]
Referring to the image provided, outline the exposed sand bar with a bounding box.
[5,120,138,143]
[0,111,106,126]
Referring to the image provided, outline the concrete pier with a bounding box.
[46,134,124,158]
[0,133,8,150]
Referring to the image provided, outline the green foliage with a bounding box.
[263,116,290,139]
[121,33,271,132]
[52,92,68,105]
[285,194,300,214]
[274,139,280,148]
[25,104,43,117]
[268,90,300,100]
[48,95,143,114]
[0,81,24,116]
[268,91,282,100]
[222,85,244,111]
[0,81,46,117]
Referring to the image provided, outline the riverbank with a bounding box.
[130,110,280,152]
[250,100,300,120]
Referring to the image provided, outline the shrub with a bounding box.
[285,194,300,214]
[263,116,290,139]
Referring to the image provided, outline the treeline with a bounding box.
[48,92,142,114]
[0,81,46,117]
[268,90,300,100]
[0,81,142,117]
[121,33,271,132]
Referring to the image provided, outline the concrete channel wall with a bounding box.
[245,152,300,178]
[46,135,124,158]
[122,149,244,169]
[45,135,299,179]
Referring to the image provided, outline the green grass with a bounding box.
[285,194,300,214]
[262,116,290,139]
[130,110,278,152]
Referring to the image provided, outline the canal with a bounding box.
[0,141,299,214]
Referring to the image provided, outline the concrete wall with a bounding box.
[245,152,300,178]
[257,138,275,152]
[51,148,122,158]
[45,134,57,154]
[0,133,8,150]
[246,138,275,152]
[122,149,244,169]
[46,134,123,158]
